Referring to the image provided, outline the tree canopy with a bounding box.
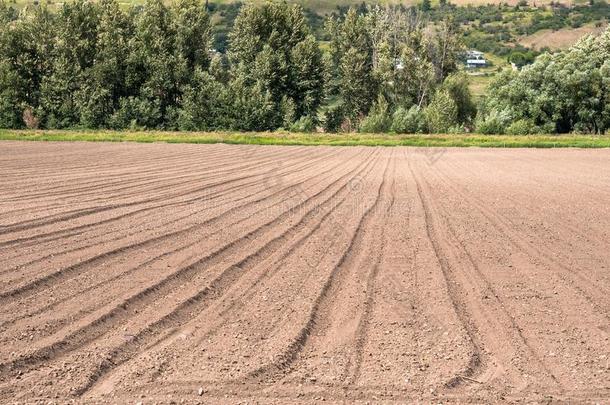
[480,29,610,134]
[1,0,607,134]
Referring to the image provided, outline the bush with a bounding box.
[290,116,315,132]
[280,96,297,129]
[0,62,23,129]
[442,73,476,125]
[506,118,537,135]
[359,113,390,133]
[390,106,426,133]
[424,89,458,133]
[476,109,511,134]
[323,104,345,133]
[359,96,391,133]
[447,125,466,134]
[476,110,512,135]
[476,118,504,134]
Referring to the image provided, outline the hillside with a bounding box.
[519,20,608,49]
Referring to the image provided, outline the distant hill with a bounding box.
[519,21,608,50]
[11,0,591,14]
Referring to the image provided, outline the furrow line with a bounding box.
[244,152,390,383]
[0,149,375,381]
[433,158,610,318]
[345,150,399,385]
[76,151,381,397]
[0,148,347,301]
[0,147,333,250]
[0,146,309,233]
[406,153,485,388]
[1,148,361,330]
[417,157,562,389]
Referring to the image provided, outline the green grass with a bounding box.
[2,129,610,148]
[468,73,494,101]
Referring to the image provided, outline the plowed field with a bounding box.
[0,141,608,403]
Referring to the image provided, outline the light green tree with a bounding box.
[425,88,458,133]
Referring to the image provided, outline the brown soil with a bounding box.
[518,23,608,51]
[0,142,608,404]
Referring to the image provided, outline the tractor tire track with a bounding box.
[0,149,377,382]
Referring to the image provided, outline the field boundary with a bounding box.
[1,129,610,148]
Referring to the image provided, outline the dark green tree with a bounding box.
[78,0,134,128]
[327,8,377,127]
[125,0,179,128]
[227,2,324,129]
[442,73,476,125]
[178,68,226,130]
[0,3,55,127]
[38,0,100,127]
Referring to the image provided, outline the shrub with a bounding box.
[280,96,297,129]
[506,119,534,135]
[290,116,315,132]
[447,125,466,134]
[476,109,511,134]
[390,106,426,134]
[424,89,458,133]
[359,113,390,133]
[359,96,391,133]
[442,73,476,124]
[323,104,345,133]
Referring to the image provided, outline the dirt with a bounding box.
[518,23,608,51]
[0,141,608,404]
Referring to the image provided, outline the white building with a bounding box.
[465,50,487,69]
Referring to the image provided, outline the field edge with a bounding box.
[1,129,610,148]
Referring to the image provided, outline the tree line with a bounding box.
[479,29,610,135]
[0,0,470,132]
[0,0,609,134]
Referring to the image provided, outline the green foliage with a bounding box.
[0,60,23,128]
[424,89,458,133]
[327,8,377,123]
[359,95,391,133]
[0,2,55,128]
[326,6,463,130]
[225,77,276,131]
[508,51,536,68]
[441,73,476,125]
[506,119,538,135]
[228,2,324,129]
[323,104,345,133]
[280,96,297,129]
[290,35,325,118]
[481,30,610,134]
[178,68,225,131]
[2,0,606,134]
[433,18,463,81]
[38,0,101,128]
[476,108,511,135]
[289,116,316,133]
[390,106,427,134]
[78,0,133,128]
